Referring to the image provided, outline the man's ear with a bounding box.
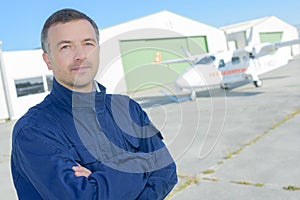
[42,52,53,70]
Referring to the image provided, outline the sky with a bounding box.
[1,0,300,51]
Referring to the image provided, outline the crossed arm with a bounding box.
[12,126,177,199]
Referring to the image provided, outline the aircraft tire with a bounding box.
[189,91,196,100]
[254,80,263,87]
[220,84,228,90]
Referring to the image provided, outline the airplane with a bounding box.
[154,38,300,101]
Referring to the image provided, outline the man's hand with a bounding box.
[72,164,92,178]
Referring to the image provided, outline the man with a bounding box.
[11,8,177,199]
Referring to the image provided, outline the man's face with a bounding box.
[43,19,100,92]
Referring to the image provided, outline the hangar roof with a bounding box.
[100,10,224,43]
[220,16,275,34]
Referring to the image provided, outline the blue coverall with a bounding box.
[11,78,177,200]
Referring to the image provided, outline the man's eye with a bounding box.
[85,42,95,46]
[61,45,70,49]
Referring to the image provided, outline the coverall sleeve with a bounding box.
[136,159,177,199]
[12,125,145,200]
[130,99,178,199]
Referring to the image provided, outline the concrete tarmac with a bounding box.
[162,57,300,199]
[0,120,17,200]
[1,56,300,199]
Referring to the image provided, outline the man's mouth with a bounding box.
[72,66,90,72]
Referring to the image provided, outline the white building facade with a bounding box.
[0,48,52,120]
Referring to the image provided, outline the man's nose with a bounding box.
[73,46,86,61]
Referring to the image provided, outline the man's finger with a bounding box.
[72,165,92,177]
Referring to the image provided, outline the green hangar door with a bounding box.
[259,32,284,55]
[259,32,283,43]
[119,36,208,92]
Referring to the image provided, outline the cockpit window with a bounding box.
[195,56,216,65]
[218,59,225,68]
[231,57,240,65]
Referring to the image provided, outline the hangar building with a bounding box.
[98,10,228,94]
[220,16,300,55]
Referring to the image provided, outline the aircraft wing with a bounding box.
[154,53,207,65]
[254,38,300,58]
[232,38,300,59]
[155,57,192,65]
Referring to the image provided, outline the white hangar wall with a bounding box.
[221,16,300,55]
[97,10,228,93]
[1,49,52,120]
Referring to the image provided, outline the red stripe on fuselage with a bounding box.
[209,68,247,77]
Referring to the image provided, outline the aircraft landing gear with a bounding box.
[220,83,228,90]
[189,90,196,100]
[254,80,263,87]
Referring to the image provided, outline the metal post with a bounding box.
[0,41,13,120]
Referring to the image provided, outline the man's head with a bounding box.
[41,8,100,92]
[41,8,99,54]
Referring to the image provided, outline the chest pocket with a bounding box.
[122,132,140,152]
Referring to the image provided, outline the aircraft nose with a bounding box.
[175,67,206,90]
[175,75,190,89]
[174,65,222,90]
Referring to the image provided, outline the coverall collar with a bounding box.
[51,78,106,113]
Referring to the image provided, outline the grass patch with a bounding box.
[225,152,232,159]
[217,161,224,165]
[202,177,219,182]
[165,175,200,199]
[231,180,252,185]
[254,183,264,187]
[231,180,265,187]
[202,169,215,174]
[283,185,300,191]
